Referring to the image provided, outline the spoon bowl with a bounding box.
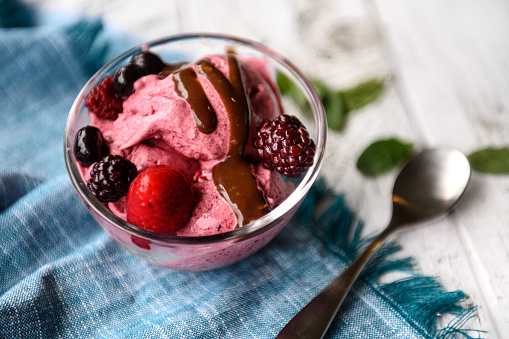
[277,148,471,339]
[389,148,471,228]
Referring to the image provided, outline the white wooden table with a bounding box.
[26,0,509,337]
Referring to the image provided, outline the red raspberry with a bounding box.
[126,165,196,235]
[85,76,123,119]
[131,235,151,251]
[254,114,316,179]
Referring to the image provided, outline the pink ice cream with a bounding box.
[80,54,294,236]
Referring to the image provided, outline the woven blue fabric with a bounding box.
[0,10,431,339]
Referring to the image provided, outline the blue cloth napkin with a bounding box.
[0,6,437,339]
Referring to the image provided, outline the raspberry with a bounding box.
[85,76,123,120]
[254,114,316,179]
[131,235,151,250]
[88,155,138,203]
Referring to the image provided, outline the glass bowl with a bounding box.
[64,33,326,271]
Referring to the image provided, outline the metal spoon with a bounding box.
[277,148,471,339]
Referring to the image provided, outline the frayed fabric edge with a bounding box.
[295,178,486,338]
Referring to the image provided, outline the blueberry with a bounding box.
[113,64,144,98]
[130,51,165,75]
[74,126,108,166]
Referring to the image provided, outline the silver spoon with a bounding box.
[277,148,471,339]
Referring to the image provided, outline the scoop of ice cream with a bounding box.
[92,55,280,166]
[83,53,293,236]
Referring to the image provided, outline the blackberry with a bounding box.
[74,126,108,166]
[254,114,316,179]
[130,51,165,75]
[85,76,123,120]
[113,64,145,99]
[88,155,138,203]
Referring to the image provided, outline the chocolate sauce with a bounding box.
[160,62,187,78]
[204,55,270,226]
[171,54,269,227]
[172,63,217,134]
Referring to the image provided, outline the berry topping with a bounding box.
[87,155,138,203]
[130,51,165,75]
[74,126,108,166]
[113,64,144,99]
[126,165,196,235]
[254,114,316,179]
[85,76,123,120]
[131,235,151,251]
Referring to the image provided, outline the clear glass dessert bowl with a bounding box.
[64,33,326,271]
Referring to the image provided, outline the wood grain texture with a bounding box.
[372,1,509,337]
[25,0,509,337]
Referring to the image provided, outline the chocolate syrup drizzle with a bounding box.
[171,54,269,227]
[173,64,217,134]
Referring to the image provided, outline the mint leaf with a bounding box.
[277,72,347,129]
[312,80,346,131]
[467,147,509,174]
[341,79,384,112]
[276,71,294,95]
[276,72,309,114]
[357,138,414,176]
[276,73,384,132]
[323,90,346,131]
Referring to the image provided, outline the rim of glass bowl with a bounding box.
[64,33,327,245]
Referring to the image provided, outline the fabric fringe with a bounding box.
[296,179,485,338]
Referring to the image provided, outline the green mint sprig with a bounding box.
[277,72,509,177]
[356,138,415,177]
[356,142,509,177]
[277,72,384,131]
[467,147,509,174]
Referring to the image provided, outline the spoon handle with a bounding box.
[276,227,393,339]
